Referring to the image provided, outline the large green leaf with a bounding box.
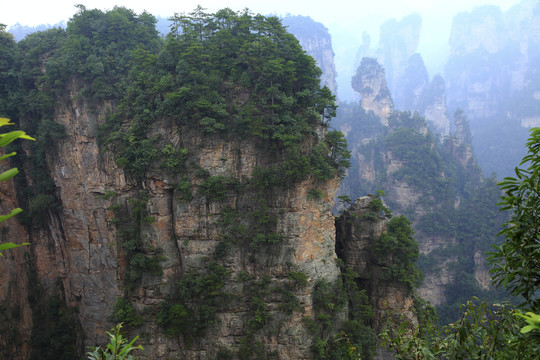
[0,167,19,181]
[0,241,30,256]
[0,130,35,147]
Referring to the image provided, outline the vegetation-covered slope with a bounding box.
[334,65,513,324]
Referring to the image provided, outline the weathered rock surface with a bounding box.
[1,79,346,359]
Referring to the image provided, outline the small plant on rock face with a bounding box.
[87,323,142,360]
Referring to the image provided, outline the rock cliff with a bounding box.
[421,75,450,136]
[376,14,422,98]
[2,80,346,360]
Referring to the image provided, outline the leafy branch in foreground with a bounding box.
[87,323,143,360]
[489,127,540,309]
[0,117,33,255]
[380,298,539,359]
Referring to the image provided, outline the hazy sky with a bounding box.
[1,0,524,100]
[1,0,522,28]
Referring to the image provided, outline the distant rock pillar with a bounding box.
[352,58,394,126]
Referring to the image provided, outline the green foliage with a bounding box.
[108,297,143,329]
[111,192,162,293]
[489,127,540,309]
[384,126,445,193]
[288,271,308,288]
[309,272,377,360]
[157,262,229,339]
[56,6,161,101]
[214,347,235,360]
[18,119,66,226]
[376,215,422,289]
[0,303,23,358]
[0,235,25,255]
[157,302,190,337]
[160,144,188,173]
[175,179,193,201]
[236,338,267,360]
[341,266,374,324]
[515,311,540,337]
[28,293,81,360]
[338,195,353,206]
[116,138,158,180]
[198,175,241,201]
[325,130,351,178]
[87,323,143,360]
[313,279,348,319]
[0,27,18,118]
[368,192,392,218]
[380,298,540,359]
[97,190,117,200]
[308,188,325,200]
[93,7,347,186]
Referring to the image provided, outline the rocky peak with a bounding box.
[441,108,476,172]
[352,58,394,125]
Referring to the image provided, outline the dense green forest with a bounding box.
[1,5,349,222]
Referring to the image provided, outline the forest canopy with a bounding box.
[10,6,347,183]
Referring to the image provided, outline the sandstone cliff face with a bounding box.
[282,16,338,94]
[1,79,345,359]
[0,178,32,359]
[449,6,505,57]
[392,53,428,113]
[66,97,338,359]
